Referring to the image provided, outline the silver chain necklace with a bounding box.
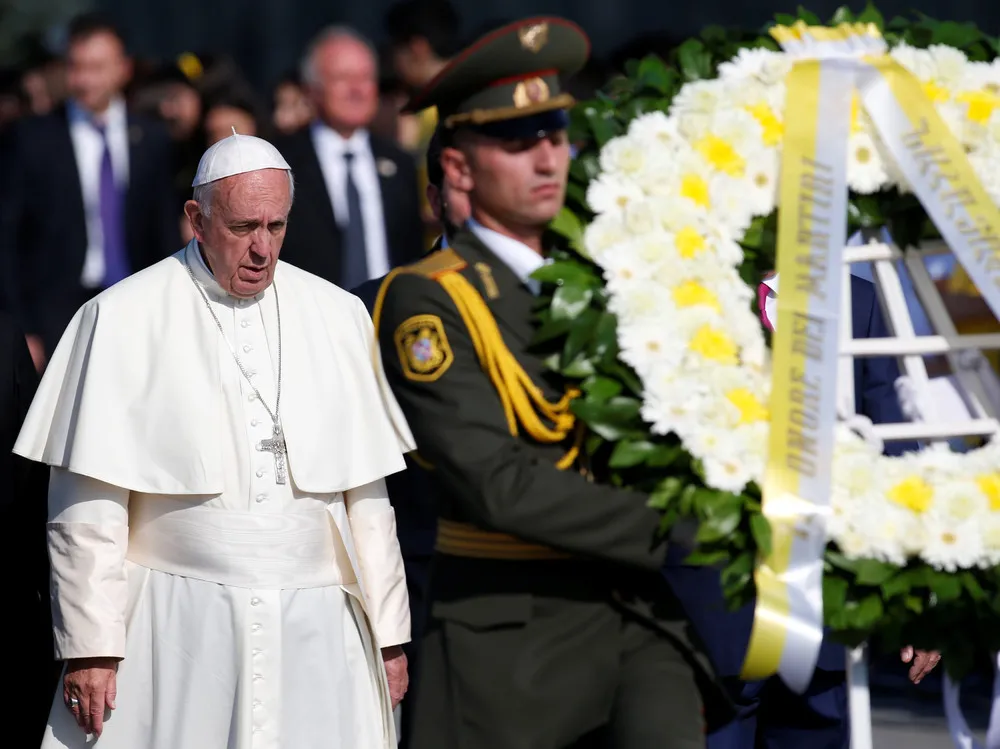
[184,253,288,484]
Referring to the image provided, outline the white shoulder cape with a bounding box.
[15,245,415,495]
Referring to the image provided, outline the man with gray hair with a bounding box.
[17,132,415,748]
[277,25,425,290]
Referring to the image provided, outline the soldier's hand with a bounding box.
[381,645,409,709]
[901,646,940,684]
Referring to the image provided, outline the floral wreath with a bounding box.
[537,7,1000,676]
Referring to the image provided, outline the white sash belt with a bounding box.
[126,495,356,590]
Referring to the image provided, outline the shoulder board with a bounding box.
[407,248,467,280]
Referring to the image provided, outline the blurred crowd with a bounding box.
[0,0,648,373]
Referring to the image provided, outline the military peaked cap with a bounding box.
[402,17,590,139]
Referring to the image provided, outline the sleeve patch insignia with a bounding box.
[394,314,454,382]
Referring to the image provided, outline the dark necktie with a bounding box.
[97,124,130,286]
[340,151,369,290]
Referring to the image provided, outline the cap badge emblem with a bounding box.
[513,77,550,109]
[518,23,549,53]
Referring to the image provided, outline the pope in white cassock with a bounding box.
[15,133,416,749]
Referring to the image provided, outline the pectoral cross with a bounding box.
[258,423,288,484]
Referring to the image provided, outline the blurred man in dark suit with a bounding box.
[0,310,55,740]
[275,26,424,290]
[0,13,179,370]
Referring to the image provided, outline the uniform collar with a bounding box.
[467,218,547,293]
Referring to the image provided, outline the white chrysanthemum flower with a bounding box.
[890,42,934,80]
[586,174,645,215]
[930,481,990,525]
[628,111,685,152]
[599,135,647,178]
[980,515,1000,566]
[618,320,686,380]
[670,79,728,139]
[717,47,793,87]
[583,213,629,264]
[689,108,766,179]
[921,518,983,572]
[926,44,971,89]
[706,175,757,236]
[847,131,889,194]
[743,150,780,217]
[641,373,707,437]
[606,276,672,325]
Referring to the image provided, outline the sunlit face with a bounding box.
[184,169,291,298]
[443,130,570,231]
[65,31,131,114]
[205,105,257,145]
[307,37,378,133]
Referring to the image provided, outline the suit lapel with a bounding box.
[370,138,406,268]
[299,130,340,232]
[54,107,88,247]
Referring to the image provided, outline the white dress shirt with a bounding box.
[311,123,390,280]
[468,218,548,295]
[67,97,130,289]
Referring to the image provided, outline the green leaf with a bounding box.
[774,13,797,26]
[610,439,659,468]
[749,514,772,556]
[928,21,983,50]
[676,39,713,81]
[685,548,730,566]
[854,559,897,586]
[823,575,849,618]
[880,566,929,598]
[696,492,744,541]
[592,312,619,363]
[562,308,600,367]
[571,396,643,441]
[904,594,924,614]
[637,55,673,94]
[721,551,755,599]
[582,103,621,148]
[847,197,885,228]
[856,2,884,30]
[647,443,684,468]
[851,593,885,630]
[532,259,597,287]
[550,285,593,322]
[649,476,686,510]
[569,152,601,186]
[796,6,821,25]
[929,572,963,602]
[532,316,573,345]
[962,572,987,601]
[581,375,622,402]
[548,208,588,256]
[561,354,595,379]
[829,6,855,24]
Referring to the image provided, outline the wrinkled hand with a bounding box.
[901,646,941,684]
[64,658,118,737]
[382,646,409,709]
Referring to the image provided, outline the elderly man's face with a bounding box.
[308,36,378,134]
[184,169,291,298]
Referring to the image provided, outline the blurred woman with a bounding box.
[203,89,261,145]
[271,72,313,135]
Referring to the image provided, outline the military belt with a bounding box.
[435,519,573,560]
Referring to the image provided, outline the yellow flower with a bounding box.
[745,103,784,146]
[689,325,738,364]
[955,90,1000,125]
[726,388,769,424]
[675,227,707,258]
[923,81,950,103]
[887,476,934,514]
[694,135,746,177]
[680,174,710,207]
[672,280,720,312]
[977,474,1000,511]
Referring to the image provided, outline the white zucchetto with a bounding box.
[192,133,292,187]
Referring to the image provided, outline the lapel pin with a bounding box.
[377,158,397,178]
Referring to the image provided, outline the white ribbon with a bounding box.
[944,654,1000,749]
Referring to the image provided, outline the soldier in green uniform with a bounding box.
[373,17,732,749]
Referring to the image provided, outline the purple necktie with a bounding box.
[97,125,130,286]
